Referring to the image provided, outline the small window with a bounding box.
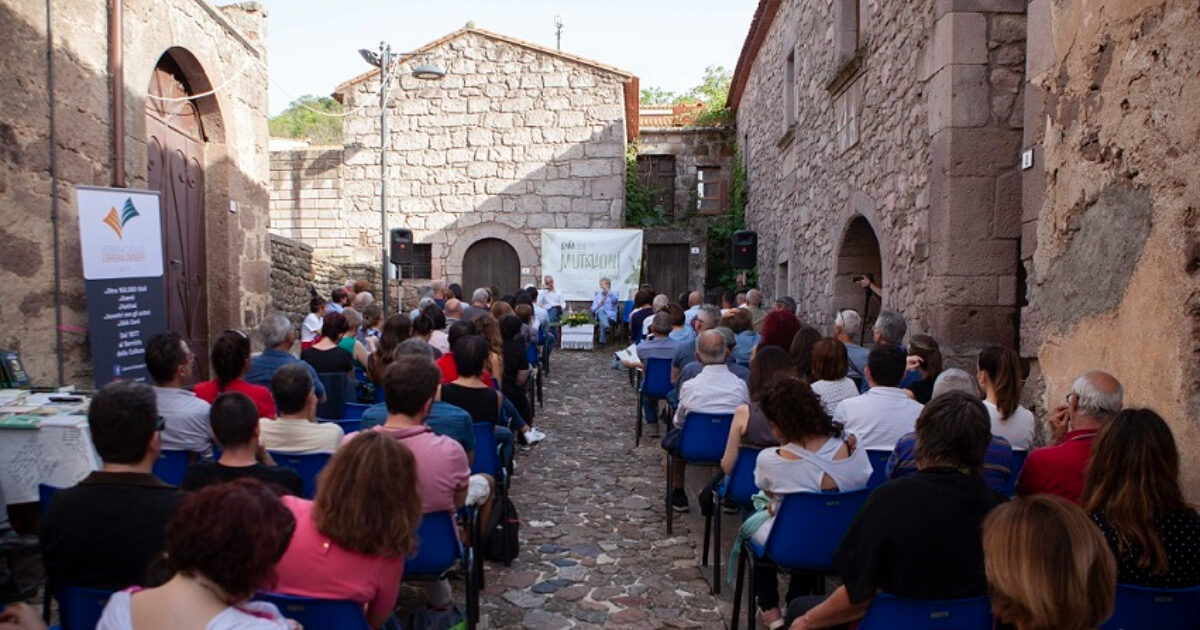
[400,244,433,279]
[784,50,796,128]
[697,167,725,215]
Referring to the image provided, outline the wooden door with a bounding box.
[462,238,520,296]
[146,56,209,377]
[646,244,690,303]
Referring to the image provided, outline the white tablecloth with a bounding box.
[561,324,595,350]
[0,421,100,504]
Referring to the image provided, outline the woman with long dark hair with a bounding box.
[194,330,276,419]
[367,314,411,384]
[788,326,821,381]
[718,347,789,474]
[977,346,1035,450]
[1082,409,1200,588]
[903,333,943,404]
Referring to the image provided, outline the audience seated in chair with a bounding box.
[259,364,343,454]
[274,431,422,629]
[1082,408,1200,588]
[145,331,214,458]
[831,309,869,384]
[194,330,277,420]
[663,330,750,513]
[886,369,1014,492]
[40,380,184,591]
[96,479,296,630]
[246,313,327,401]
[627,312,681,439]
[784,392,1003,629]
[831,344,923,451]
[337,308,372,369]
[1017,370,1122,503]
[977,346,1036,450]
[725,308,758,366]
[807,339,860,416]
[672,305,722,384]
[499,314,534,430]
[300,312,356,383]
[749,376,873,629]
[676,328,750,395]
[300,296,327,350]
[182,392,302,496]
[718,347,788,476]
[367,314,412,386]
[983,495,1116,630]
[787,326,821,381]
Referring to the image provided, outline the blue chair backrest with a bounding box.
[526,342,539,365]
[315,372,352,420]
[471,422,500,477]
[724,447,762,508]
[865,449,891,488]
[641,358,673,398]
[1000,450,1028,497]
[57,586,116,630]
[38,483,59,516]
[406,511,461,578]
[342,403,370,420]
[329,419,361,435]
[268,451,332,499]
[622,300,633,321]
[764,489,871,570]
[1102,583,1200,630]
[255,592,371,630]
[152,449,193,486]
[857,593,993,630]
[678,413,735,464]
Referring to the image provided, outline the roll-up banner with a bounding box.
[540,229,643,301]
[75,186,168,387]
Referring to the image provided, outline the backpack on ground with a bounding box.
[482,495,520,564]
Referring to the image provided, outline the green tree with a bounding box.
[686,65,733,127]
[640,86,678,105]
[268,95,344,144]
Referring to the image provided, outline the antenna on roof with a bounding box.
[554,14,564,50]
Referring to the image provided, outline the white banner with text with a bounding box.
[540,229,643,301]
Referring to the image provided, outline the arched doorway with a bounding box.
[462,238,520,296]
[834,216,883,345]
[146,52,210,377]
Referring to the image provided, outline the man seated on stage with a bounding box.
[40,381,184,590]
[145,331,214,458]
[182,392,303,496]
[258,364,343,454]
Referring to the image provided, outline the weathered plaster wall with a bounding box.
[0,0,270,386]
[1022,0,1200,497]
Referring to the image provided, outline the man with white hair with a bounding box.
[662,329,750,512]
[1017,371,1123,503]
[431,279,449,307]
[742,289,767,333]
[537,275,566,323]
[245,313,326,400]
[672,304,722,384]
[642,294,670,338]
[834,309,870,381]
[461,288,491,321]
[409,296,437,321]
[443,298,463,323]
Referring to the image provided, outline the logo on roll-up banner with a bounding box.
[102,198,141,239]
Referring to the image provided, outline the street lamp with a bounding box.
[359,42,446,314]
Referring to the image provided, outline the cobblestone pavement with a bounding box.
[475,348,737,629]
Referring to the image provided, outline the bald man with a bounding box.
[1016,371,1123,503]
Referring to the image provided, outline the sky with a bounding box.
[256,0,758,115]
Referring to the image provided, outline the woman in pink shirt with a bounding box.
[272,431,422,628]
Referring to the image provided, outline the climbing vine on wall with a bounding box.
[705,141,756,290]
[624,144,672,227]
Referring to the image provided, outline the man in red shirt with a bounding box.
[1016,371,1122,503]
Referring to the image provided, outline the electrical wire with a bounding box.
[143,56,258,102]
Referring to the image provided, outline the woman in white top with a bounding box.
[807,338,860,416]
[98,479,297,630]
[749,375,873,629]
[300,296,326,349]
[977,346,1036,450]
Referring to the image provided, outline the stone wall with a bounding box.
[332,27,632,290]
[1021,0,1200,496]
[0,0,270,386]
[269,146,343,247]
[734,0,1024,362]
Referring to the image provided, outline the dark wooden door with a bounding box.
[646,244,690,303]
[146,57,208,378]
[462,238,520,296]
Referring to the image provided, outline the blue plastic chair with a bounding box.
[1000,449,1028,497]
[328,419,361,435]
[55,586,116,630]
[152,449,194,486]
[254,592,370,630]
[1101,583,1200,630]
[342,403,370,420]
[857,593,994,630]
[865,449,892,488]
[404,511,478,630]
[665,412,734,535]
[38,483,59,515]
[635,358,673,447]
[267,451,331,499]
[731,489,871,630]
[315,372,353,420]
[702,446,762,595]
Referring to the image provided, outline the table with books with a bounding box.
[0,390,99,505]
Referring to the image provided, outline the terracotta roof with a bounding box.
[637,101,706,128]
[334,25,634,96]
[726,0,782,112]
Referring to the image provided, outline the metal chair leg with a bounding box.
[713,502,722,594]
[732,541,747,630]
[665,454,674,535]
[635,393,643,447]
[747,551,759,630]
[702,511,712,567]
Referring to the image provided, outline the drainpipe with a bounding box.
[47,0,63,384]
[109,0,125,187]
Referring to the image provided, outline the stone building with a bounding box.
[731,0,1200,494]
[269,25,637,298]
[0,0,271,385]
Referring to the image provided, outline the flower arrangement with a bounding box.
[558,311,595,327]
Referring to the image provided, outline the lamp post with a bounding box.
[358,42,445,314]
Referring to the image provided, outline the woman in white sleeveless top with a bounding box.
[748,376,873,630]
[977,346,1035,450]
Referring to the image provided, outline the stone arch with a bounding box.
[443,221,540,289]
[833,212,884,340]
